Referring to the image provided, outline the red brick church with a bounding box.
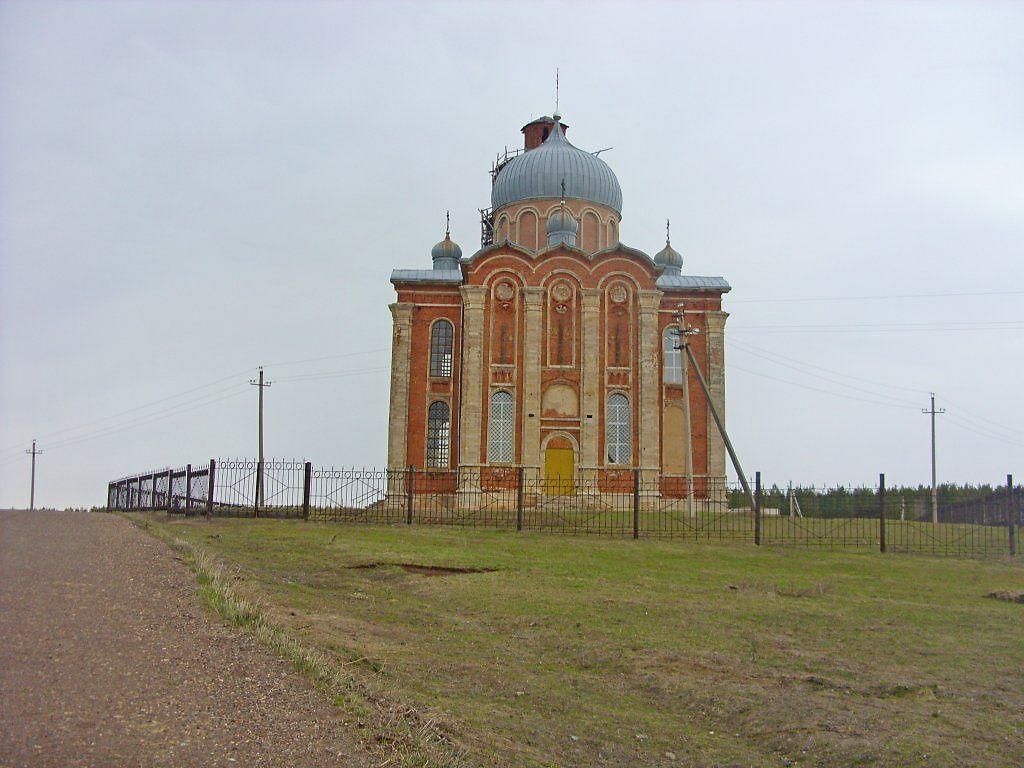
[387,112,730,497]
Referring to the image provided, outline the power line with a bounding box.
[939,397,1024,439]
[728,363,920,410]
[728,339,1024,442]
[730,320,1024,333]
[0,363,389,461]
[263,348,388,369]
[730,289,1024,304]
[274,366,390,383]
[728,342,1023,448]
[40,386,251,452]
[728,343,921,408]
[0,351,390,459]
[728,338,928,395]
[944,413,1024,449]
[0,368,253,455]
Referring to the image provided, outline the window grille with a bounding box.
[426,401,451,468]
[487,391,515,463]
[663,328,683,384]
[429,320,454,378]
[606,393,632,465]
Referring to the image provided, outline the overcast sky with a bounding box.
[1,0,1022,508]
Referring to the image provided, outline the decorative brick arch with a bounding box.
[579,208,603,253]
[515,207,541,251]
[495,214,511,244]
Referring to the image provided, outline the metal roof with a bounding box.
[655,274,731,292]
[390,268,727,292]
[390,268,464,285]
[431,234,462,264]
[654,242,683,269]
[491,119,623,213]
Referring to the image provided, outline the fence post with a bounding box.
[303,461,312,520]
[406,465,415,525]
[754,471,762,546]
[206,459,215,520]
[185,464,193,516]
[633,468,641,540]
[167,468,174,511]
[879,472,887,554]
[516,466,525,532]
[1009,474,1017,557]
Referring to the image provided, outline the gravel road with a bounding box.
[0,509,372,767]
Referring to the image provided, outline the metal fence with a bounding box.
[106,461,1020,558]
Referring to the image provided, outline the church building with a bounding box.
[387,112,730,497]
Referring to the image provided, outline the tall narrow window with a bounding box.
[429,320,454,377]
[606,393,632,465]
[663,328,683,384]
[487,391,515,463]
[426,401,450,468]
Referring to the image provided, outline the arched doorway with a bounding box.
[543,435,576,496]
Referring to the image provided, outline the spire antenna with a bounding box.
[666,218,671,245]
[555,67,560,117]
[445,210,450,237]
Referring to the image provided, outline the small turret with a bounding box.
[654,219,682,275]
[546,180,579,247]
[431,211,462,270]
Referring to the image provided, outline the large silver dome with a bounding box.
[491,119,623,214]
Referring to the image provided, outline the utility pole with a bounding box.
[922,393,944,525]
[673,308,756,511]
[25,440,42,510]
[675,302,696,516]
[249,367,272,511]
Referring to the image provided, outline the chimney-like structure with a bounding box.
[521,116,569,151]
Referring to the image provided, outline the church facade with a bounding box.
[387,113,730,497]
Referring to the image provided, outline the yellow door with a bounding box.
[544,447,575,496]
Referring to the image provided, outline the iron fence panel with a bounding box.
[103,461,1020,558]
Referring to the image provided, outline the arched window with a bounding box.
[663,328,683,384]
[606,393,632,465]
[429,320,454,378]
[426,401,450,468]
[487,391,514,463]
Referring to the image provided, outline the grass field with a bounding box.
[130,513,1024,767]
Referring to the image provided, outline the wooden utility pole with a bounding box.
[676,304,696,517]
[25,440,42,510]
[922,393,944,525]
[249,367,272,511]
[673,310,755,511]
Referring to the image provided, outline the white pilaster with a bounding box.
[521,286,545,469]
[458,286,487,466]
[387,303,415,470]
